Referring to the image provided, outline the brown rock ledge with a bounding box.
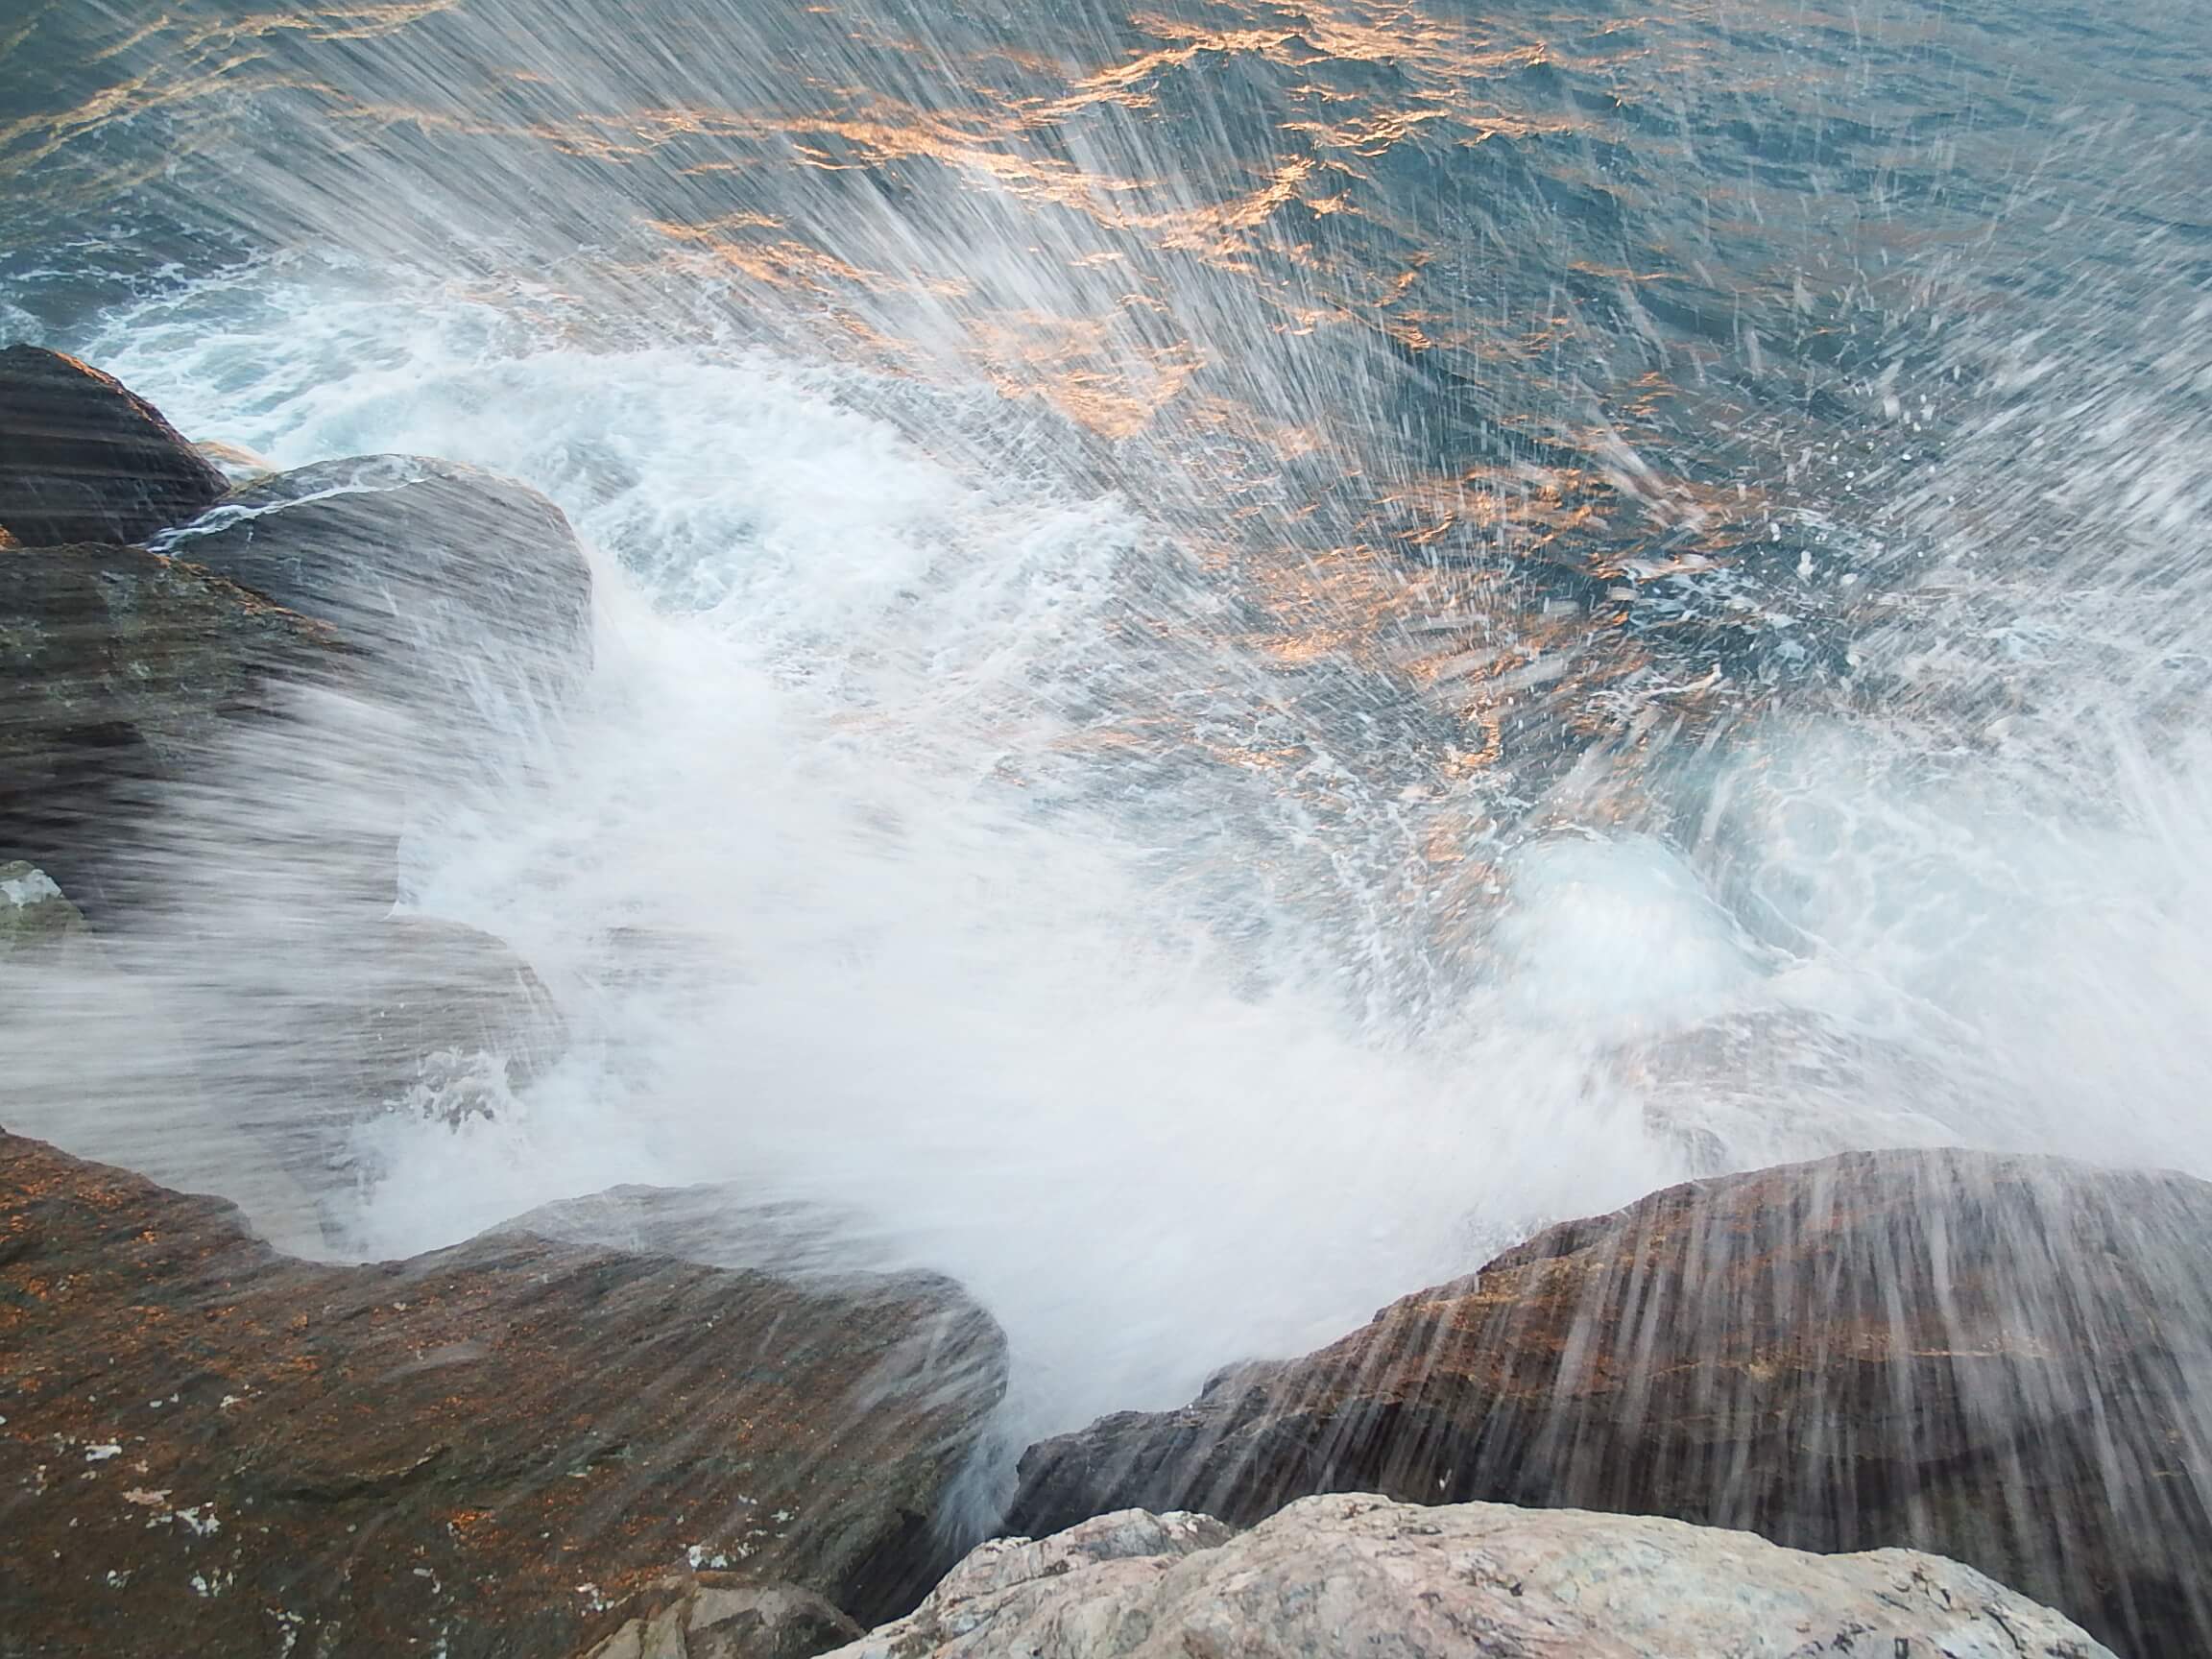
[0,1129,1004,1657]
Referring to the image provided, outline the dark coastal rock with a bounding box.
[0,541,343,913]
[1009,1148,2212,1657]
[823,1496,2112,1659]
[0,345,228,545]
[164,454,593,739]
[0,1129,1008,1658]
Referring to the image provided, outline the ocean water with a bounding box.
[2,0,2209,1444]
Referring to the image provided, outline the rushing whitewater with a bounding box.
[3,0,2210,1455]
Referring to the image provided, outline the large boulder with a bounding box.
[0,911,570,1256]
[1605,1007,1976,1174]
[0,1129,1008,1657]
[823,1493,2113,1659]
[0,541,349,914]
[1009,1149,2212,1656]
[162,454,593,739]
[0,345,228,546]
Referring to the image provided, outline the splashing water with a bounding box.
[2,0,2209,1455]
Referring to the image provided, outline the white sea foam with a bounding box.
[6,242,2210,1452]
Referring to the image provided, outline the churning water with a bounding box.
[2,0,2209,1444]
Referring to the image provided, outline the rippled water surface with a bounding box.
[3,0,2209,1437]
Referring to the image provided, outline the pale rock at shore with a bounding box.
[823,1493,2114,1659]
[0,859,88,954]
[191,437,277,485]
[580,1575,863,1659]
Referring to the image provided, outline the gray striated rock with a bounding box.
[510,1183,909,1286]
[0,907,567,1255]
[827,1493,2114,1659]
[0,541,346,914]
[162,453,593,745]
[337,914,569,1109]
[0,345,228,545]
[217,914,573,1241]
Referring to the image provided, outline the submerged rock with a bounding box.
[0,915,565,1258]
[827,1493,2113,1659]
[164,454,593,741]
[0,345,228,546]
[0,1129,1008,1657]
[0,541,343,913]
[337,914,568,1108]
[1010,1148,2212,1656]
[198,915,573,1245]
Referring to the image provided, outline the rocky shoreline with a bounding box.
[2,347,2205,1656]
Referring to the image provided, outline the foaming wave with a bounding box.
[10,248,2212,1458]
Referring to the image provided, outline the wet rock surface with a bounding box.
[509,1184,912,1284]
[579,1574,865,1659]
[826,1492,2113,1659]
[328,913,568,1108]
[0,345,228,547]
[0,1129,1009,1658]
[0,541,341,913]
[0,910,566,1257]
[210,914,574,1247]
[1009,1148,2212,1657]
[164,454,593,740]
